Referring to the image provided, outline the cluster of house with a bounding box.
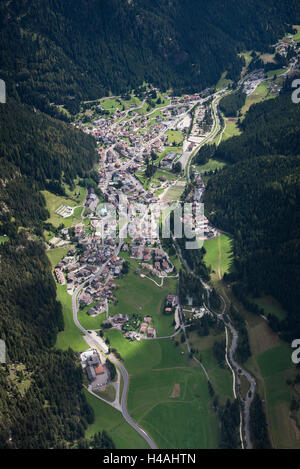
[85,188,99,212]
[274,36,299,57]
[139,316,156,338]
[80,349,109,389]
[54,267,65,285]
[243,70,265,95]
[130,245,174,277]
[164,294,179,315]
[161,151,179,170]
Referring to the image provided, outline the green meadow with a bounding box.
[204,234,233,278]
[108,258,178,336]
[84,391,149,449]
[249,295,287,321]
[221,119,241,142]
[104,331,219,449]
[255,344,299,448]
[55,284,87,352]
[187,332,234,405]
[193,159,226,174]
[42,186,85,229]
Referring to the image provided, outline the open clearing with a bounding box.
[193,159,226,174]
[166,130,184,145]
[163,183,185,201]
[221,118,241,142]
[42,188,85,228]
[204,234,233,279]
[249,295,287,321]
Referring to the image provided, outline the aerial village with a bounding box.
[48,86,227,386]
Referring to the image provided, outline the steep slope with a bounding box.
[204,83,300,340]
[0,0,299,112]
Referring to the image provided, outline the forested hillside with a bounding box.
[1,0,299,113]
[213,81,300,163]
[0,100,96,186]
[0,96,100,447]
[204,82,300,340]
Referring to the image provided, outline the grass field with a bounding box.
[241,81,272,115]
[84,391,149,449]
[187,331,234,404]
[224,281,300,449]
[260,53,276,64]
[193,159,226,174]
[216,72,233,91]
[221,118,241,142]
[55,284,87,351]
[42,189,84,228]
[166,130,184,145]
[47,247,87,351]
[104,332,219,449]
[255,344,299,448]
[108,259,178,336]
[47,246,70,269]
[77,307,107,331]
[204,234,233,279]
[249,295,287,321]
[95,384,116,403]
[163,183,185,202]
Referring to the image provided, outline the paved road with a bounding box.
[71,237,157,449]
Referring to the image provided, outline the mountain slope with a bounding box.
[1,0,299,112]
[204,83,300,339]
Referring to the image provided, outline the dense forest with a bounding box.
[0,95,100,446]
[0,99,97,187]
[213,80,300,163]
[204,81,300,340]
[0,237,99,448]
[219,89,246,117]
[1,0,299,113]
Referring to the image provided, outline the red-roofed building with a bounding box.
[94,364,105,375]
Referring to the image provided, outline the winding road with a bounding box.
[71,236,157,449]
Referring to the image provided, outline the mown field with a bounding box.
[84,390,149,449]
[108,257,178,336]
[42,185,85,229]
[187,331,234,405]
[204,234,233,279]
[248,338,299,448]
[193,159,226,174]
[221,118,241,142]
[104,331,219,449]
[220,281,300,449]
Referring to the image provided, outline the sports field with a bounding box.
[42,189,84,228]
